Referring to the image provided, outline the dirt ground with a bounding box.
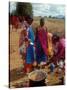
[9,18,65,88]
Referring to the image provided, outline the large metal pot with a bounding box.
[28,70,47,87]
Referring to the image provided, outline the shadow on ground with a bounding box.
[9,67,26,82]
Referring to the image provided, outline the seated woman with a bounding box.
[35,17,48,67]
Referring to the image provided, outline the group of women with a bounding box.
[19,15,65,73]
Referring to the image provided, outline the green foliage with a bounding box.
[16,2,33,17]
[49,15,52,18]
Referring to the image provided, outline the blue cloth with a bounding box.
[28,26,35,43]
[50,63,55,72]
[36,38,47,64]
[26,44,34,64]
[26,26,35,64]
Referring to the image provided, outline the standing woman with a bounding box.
[24,15,35,73]
[35,17,48,66]
[19,16,28,60]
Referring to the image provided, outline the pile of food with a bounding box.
[28,70,47,81]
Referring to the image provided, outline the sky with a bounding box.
[10,2,65,17]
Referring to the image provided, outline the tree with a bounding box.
[49,15,52,18]
[16,2,33,17]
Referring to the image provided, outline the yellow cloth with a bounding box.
[47,32,54,58]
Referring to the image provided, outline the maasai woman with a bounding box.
[23,15,35,73]
[51,34,65,65]
[35,18,48,66]
[19,16,28,72]
[19,16,28,59]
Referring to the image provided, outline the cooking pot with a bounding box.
[28,70,47,87]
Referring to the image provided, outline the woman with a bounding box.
[23,15,35,73]
[35,18,48,66]
[51,34,65,65]
[19,16,28,59]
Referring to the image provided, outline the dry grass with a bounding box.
[32,18,65,37]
